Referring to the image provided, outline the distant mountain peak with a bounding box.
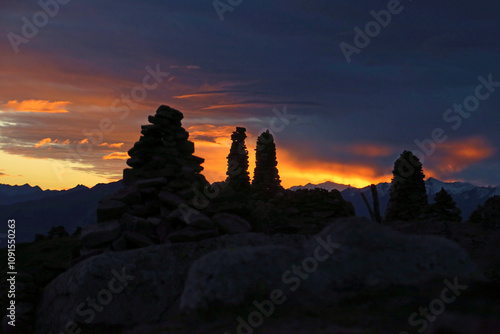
[289,181,352,192]
[426,177,441,183]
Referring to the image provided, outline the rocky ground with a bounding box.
[1,217,494,334]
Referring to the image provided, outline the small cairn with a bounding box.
[78,106,250,258]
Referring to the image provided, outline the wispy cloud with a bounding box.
[187,125,236,145]
[0,169,23,178]
[99,143,124,148]
[202,100,321,110]
[34,138,54,148]
[102,152,129,160]
[2,100,72,113]
[349,143,395,158]
[430,137,495,174]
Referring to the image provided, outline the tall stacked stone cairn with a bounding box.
[225,127,251,192]
[79,106,252,258]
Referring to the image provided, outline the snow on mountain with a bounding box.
[289,181,352,192]
[425,177,477,196]
[289,178,500,221]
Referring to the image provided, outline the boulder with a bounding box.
[96,200,128,223]
[120,213,155,236]
[146,217,161,226]
[179,218,482,312]
[301,217,482,293]
[135,177,168,189]
[167,227,219,243]
[112,234,128,251]
[212,212,252,234]
[123,231,155,248]
[110,187,141,205]
[81,221,121,248]
[34,233,308,333]
[158,191,187,207]
[424,312,500,334]
[167,208,213,228]
[180,245,299,311]
[122,168,137,186]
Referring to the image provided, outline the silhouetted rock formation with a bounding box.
[35,233,307,333]
[425,187,462,222]
[469,195,500,229]
[78,106,354,258]
[252,129,283,195]
[225,127,251,192]
[79,106,229,256]
[180,217,480,313]
[124,105,206,187]
[385,150,428,221]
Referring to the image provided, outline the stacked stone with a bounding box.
[79,106,250,256]
[225,127,251,192]
[252,129,282,195]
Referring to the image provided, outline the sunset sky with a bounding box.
[1,0,499,190]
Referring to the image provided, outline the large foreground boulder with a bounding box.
[35,218,483,333]
[180,217,482,312]
[180,245,300,311]
[34,233,307,333]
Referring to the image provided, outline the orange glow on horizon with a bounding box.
[276,149,392,188]
[189,133,393,189]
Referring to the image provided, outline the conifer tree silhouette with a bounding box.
[426,187,462,222]
[385,150,428,221]
[252,130,282,195]
[469,195,500,229]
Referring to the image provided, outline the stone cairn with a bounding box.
[78,106,252,259]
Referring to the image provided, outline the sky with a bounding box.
[0,0,499,190]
